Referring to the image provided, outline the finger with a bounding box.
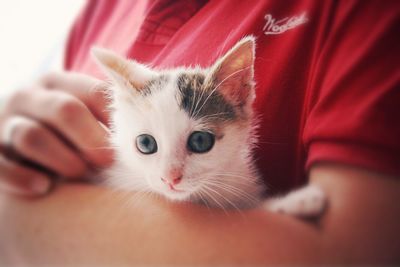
[5,89,113,167]
[1,116,87,178]
[38,72,110,125]
[0,154,51,196]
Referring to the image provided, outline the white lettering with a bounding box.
[263,12,308,35]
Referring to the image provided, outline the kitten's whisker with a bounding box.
[192,85,208,118]
[210,171,252,177]
[201,187,228,213]
[190,79,199,116]
[202,184,249,218]
[202,177,255,188]
[115,190,138,212]
[200,112,232,121]
[203,178,258,197]
[211,171,258,181]
[193,66,251,118]
[194,190,211,210]
[202,184,241,213]
[212,179,258,188]
[202,179,259,205]
[114,186,155,212]
[209,173,260,185]
[192,87,217,119]
[208,173,251,180]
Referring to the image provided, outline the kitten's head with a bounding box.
[93,37,261,207]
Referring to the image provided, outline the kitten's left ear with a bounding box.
[208,36,256,108]
[91,47,156,92]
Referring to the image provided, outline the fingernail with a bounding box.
[31,177,50,194]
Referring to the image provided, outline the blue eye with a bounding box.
[136,134,157,154]
[187,131,215,153]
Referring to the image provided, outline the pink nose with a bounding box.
[161,176,182,186]
[161,167,183,186]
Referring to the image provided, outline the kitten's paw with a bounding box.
[264,185,326,218]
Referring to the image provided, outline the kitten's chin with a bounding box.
[158,189,193,202]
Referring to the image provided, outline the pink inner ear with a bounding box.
[217,67,252,105]
[212,39,255,106]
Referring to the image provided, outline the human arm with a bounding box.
[1,163,399,266]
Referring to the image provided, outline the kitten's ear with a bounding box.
[208,36,256,107]
[91,47,155,91]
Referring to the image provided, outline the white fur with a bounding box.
[107,68,263,209]
[264,184,326,217]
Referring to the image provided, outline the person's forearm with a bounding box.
[0,184,321,266]
[1,165,399,266]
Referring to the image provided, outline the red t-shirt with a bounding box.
[65,0,400,193]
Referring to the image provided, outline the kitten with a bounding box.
[92,36,326,217]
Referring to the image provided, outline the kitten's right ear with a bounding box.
[91,47,155,92]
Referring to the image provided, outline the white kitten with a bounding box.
[92,36,326,217]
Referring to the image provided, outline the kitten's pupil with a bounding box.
[136,134,158,154]
[187,131,215,153]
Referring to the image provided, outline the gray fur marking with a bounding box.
[177,73,236,123]
[140,75,168,96]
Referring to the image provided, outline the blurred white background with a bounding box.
[0,0,85,98]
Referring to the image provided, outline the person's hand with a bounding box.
[0,72,113,196]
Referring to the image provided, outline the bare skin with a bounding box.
[0,164,399,265]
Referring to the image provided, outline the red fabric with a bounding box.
[65,0,400,193]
